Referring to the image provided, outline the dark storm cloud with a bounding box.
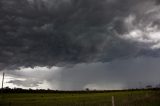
[156,0,160,5]
[0,0,159,69]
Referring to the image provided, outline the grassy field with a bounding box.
[0,90,160,106]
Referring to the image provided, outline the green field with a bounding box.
[0,90,160,106]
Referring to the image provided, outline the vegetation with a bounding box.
[0,89,160,106]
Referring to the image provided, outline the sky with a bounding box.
[0,0,160,90]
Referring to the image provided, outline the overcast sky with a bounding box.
[0,0,160,90]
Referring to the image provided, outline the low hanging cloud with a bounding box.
[4,56,160,90]
[0,0,160,70]
[7,79,43,87]
[3,66,61,89]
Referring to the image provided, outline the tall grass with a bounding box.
[0,90,160,106]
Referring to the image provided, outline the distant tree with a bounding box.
[85,88,90,91]
[146,85,152,89]
[4,86,10,90]
[156,84,160,88]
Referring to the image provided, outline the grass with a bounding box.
[0,90,160,106]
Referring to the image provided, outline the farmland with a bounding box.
[0,90,160,106]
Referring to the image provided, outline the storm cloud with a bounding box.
[1,0,160,90]
[0,0,160,70]
[3,56,160,90]
[7,79,42,87]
